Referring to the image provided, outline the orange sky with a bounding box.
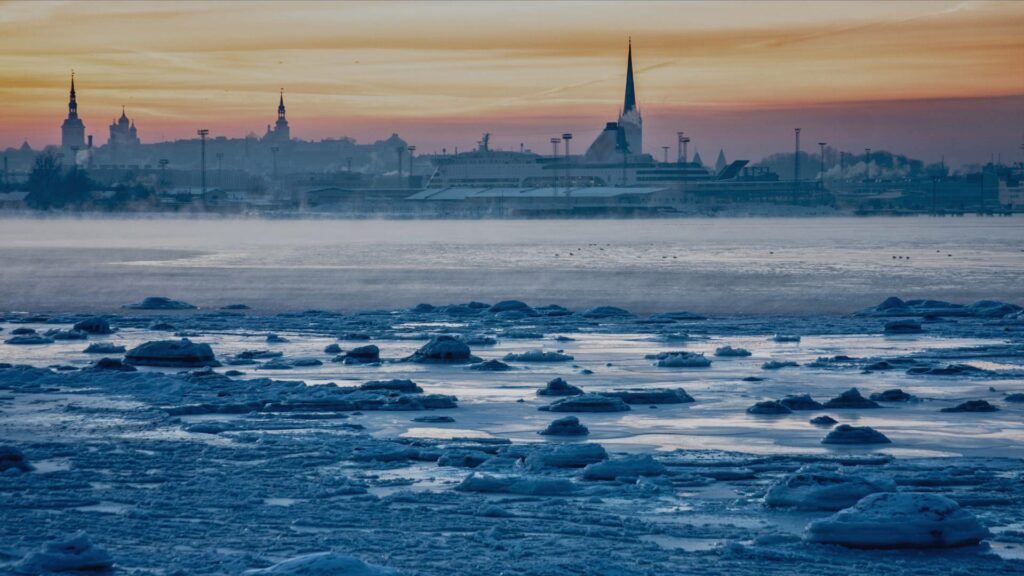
[1,0,1022,163]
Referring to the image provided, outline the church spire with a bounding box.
[623,38,636,114]
[68,70,78,118]
[278,88,286,119]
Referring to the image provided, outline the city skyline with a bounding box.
[2,0,1023,165]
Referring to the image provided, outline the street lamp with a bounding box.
[197,129,209,194]
[561,133,572,189]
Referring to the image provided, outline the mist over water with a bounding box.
[1,216,1021,315]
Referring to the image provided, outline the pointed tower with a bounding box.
[715,149,728,173]
[267,88,290,143]
[61,71,86,151]
[692,149,703,168]
[617,39,642,156]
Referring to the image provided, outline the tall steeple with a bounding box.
[623,38,636,114]
[278,88,286,120]
[68,71,79,118]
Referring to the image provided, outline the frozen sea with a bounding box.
[0,215,1021,314]
[1,215,1023,574]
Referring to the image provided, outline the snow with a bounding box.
[523,443,607,469]
[124,338,218,367]
[805,493,990,548]
[539,416,589,436]
[244,552,400,575]
[765,466,896,511]
[822,425,892,445]
[539,393,630,413]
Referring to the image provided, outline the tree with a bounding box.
[24,153,64,209]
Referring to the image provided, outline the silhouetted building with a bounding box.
[585,40,644,162]
[61,72,85,151]
[108,107,140,147]
[263,89,290,144]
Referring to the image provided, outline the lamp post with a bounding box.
[197,129,209,194]
[561,133,572,190]
[550,137,561,192]
[676,132,684,164]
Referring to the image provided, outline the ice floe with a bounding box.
[822,424,891,444]
[123,296,196,310]
[765,466,896,511]
[539,416,589,436]
[539,393,630,413]
[124,338,218,367]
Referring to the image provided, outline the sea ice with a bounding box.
[456,473,576,496]
[359,379,423,393]
[762,360,799,370]
[82,342,126,354]
[524,443,607,469]
[244,552,400,575]
[869,389,915,402]
[468,359,512,371]
[124,339,218,367]
[773,334,801,342]
[72,317,113,334]
[539,393,630,413]
[13,533,114,574]
[778,394,823,410]
[4,334,54,345]
[580,455,666,480]
[335,344,380,364]
[884,319,923,334]
[804,492,990,548]
[822,424,891,444]
[405,336,478,363]
[0,446,32,472]
[582,306,632,318]
[605,388,694,404]
[810,415,838,426]
[654,352,711,368]
[488,300,536,316]
[747,400,792,415]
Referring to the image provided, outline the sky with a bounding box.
[0,0,1022,165]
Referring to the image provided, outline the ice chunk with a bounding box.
[907,364,988,376]
[823,388,880,409]
[822,424,891,444]
[488,300,536,315]
[1005,393,1024,403]
[580,455,666,480]
[765,467,896,511]
[857,296,1022,319]
[14,532,114,574]
[524,443,607,469]
[124,338,218,367]
[323,343,342,354]
[540,393,630,413]
[338,344,380,364]
[582,306,632,318]
[869,389,914,402]
[123,296,196,310]
[503,350,574,362]
[82,342,126,354]
[747,400,792,415]
[778,394,823,411]
[5,334,54,345]
[804,493,989,548]
[437,449,491,468]
[536,377,583,397]
[244,552,400,575]
[714,346,752,357]
[456,473,576,496]
[88,357,137,372]
[413,415,455,423]
[655,352,711,368]
[468,359,512,371]
[539,416,589,436]
[810,415,838,426]
[359,379,422,393]
[45,329,89,340]
[405,336,478,363]
[761,360,799,370]
[605,388,694,404]
[884,319,923,334]
[772,334,801,342]
[940,400,998,413]
[73,317,112,334]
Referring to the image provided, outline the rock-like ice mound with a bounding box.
[539,416,589,436]
[822,424,891,444]
[488,300,536,315]
[536,377,583,397]
[941,400,998,413]
[1005,393,1024,403]
[5,334,54,345]
[761,360,799,370]
[540,393,630,413]
[823,388,880,409]
[503,350,574,362]
[524,443,607,469]
[456,473,576,496]
[857,296,1022,319]
[907,363,988,376]
[73,317,112,334]
[778,394,823,411]
[605,388,694,404]
[359,379,422,393]
[581,455,666,480]
[405,336,478,363]
[765,467,896,511]
[714,345,752,357]
[83,342,126,354]
[582,306,632,319]
[123,296,196,310]
[14,532,114,574]
[468,359,512,371]
[244,552,400,575]
[654,352,711,368]
[810,415,838,426]
[773,334,801,343]
[125,338,218,367]
[89,357,137,372]
[747,400,792,415]
[884,319,923,334]
[804,492,990,548]
[336,344,380,364]
[869,388,914,402]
